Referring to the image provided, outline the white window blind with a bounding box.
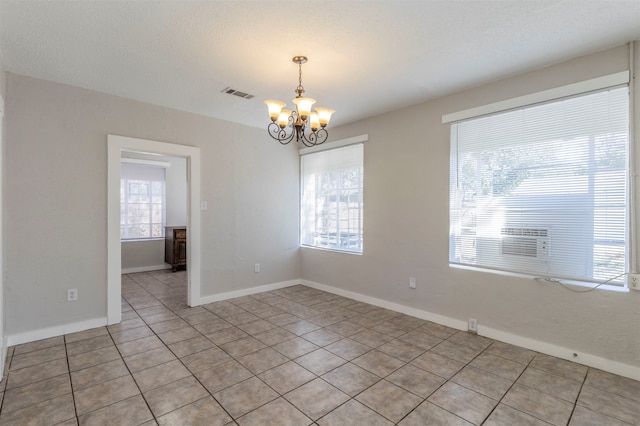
[121,162,166,240]
[301,143,364,253]
[450,86,629,284]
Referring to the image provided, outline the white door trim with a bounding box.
[107,135,201,325]
[0,95,5,378]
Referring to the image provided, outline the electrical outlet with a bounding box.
[67,288,78,302]
[409,277,416,289]
[468,318,478,333]
[254,263,261,273]
[629,274,640,291]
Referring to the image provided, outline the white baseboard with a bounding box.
[121,264,171,274]
[8,278,638,381]
[301,279,640,381]
[4,280,295,348]
[7,317,108,347]
[479,326,640,381]
[198,280,300,305]
[302,280,468,331]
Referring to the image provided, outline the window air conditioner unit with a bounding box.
[501,227,549,259]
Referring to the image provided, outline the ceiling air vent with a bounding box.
[221,87,254,99]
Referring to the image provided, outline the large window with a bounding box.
[301,143,364,253]
[449,86,629,284]
[121,161,166,240]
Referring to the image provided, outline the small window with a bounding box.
[301,143,364,253]
[121,162,166,240]
[449,86,629,285]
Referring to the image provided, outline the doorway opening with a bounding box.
[107,135,201,325]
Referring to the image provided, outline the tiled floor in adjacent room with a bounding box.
[0,270,638,425]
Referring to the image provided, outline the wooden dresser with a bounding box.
[165,226,187,272]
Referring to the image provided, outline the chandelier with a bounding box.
[264,56,335,147]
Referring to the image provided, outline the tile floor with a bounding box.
[0,270,639,425]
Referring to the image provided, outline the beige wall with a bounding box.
[303,44,640,368]
[121,240,165,271]
[0,42,5,98]
[4,73,300,335]
[0,56,5,99]
[164,156,188,227]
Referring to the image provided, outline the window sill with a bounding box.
[449,263,629,293]
[121,238,165,243]
[300,245,363,256]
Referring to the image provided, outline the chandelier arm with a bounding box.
[267,122,296,144]
[299,128,329,148]
[279,132,296,145]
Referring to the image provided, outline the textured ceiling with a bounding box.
[2,1,640,129]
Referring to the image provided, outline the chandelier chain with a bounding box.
[297,62,304,94]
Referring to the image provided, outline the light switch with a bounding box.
[409,277,416,289]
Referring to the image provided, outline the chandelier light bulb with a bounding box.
[315,107,335,127]
[292,97,316,120]
[264,100,286,121]
[309,112,320,131]
[277,109,291,128]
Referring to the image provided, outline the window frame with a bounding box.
[299,135,367,254]
[445,74,633,289]
[120,160,168,241]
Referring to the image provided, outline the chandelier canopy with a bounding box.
[264,56,335,147]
